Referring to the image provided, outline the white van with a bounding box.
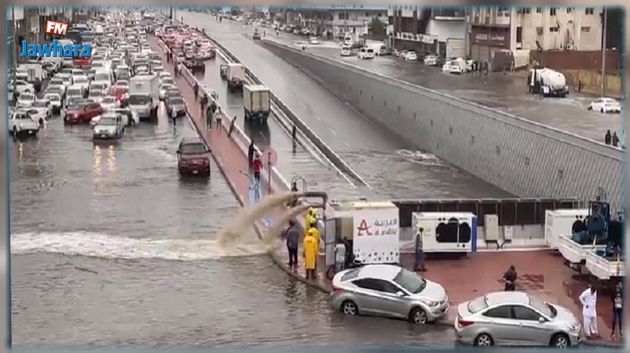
[93,69,113,91]
[340,45,352,57]
[343,34,353,46]
[357,47,375,60]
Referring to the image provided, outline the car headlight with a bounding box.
[420,298,439,307]
[569,324,580,332]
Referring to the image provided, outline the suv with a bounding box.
[177,138,211,177]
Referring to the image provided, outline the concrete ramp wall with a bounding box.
[261,40,624,210]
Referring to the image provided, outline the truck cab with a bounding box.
[226,63,245,93]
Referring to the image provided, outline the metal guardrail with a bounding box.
[262,39,624,161]
[161,37,291,192]
[201,31,371,189]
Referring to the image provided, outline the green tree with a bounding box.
[368,17,385,40]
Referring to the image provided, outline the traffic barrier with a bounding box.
[198,30,370,189]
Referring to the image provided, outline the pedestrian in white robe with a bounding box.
[579,285,599,338]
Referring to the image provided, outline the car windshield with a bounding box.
[128,95,149,105]
[180,143,206,154]
[33,101,48,108]
[67,98,83,107]
[90,90,104,97]
[168,97,184,105]
[392,268,426,294]
[467,296,488,313]
[15,113,30,120]
[20,94,34,101]
[74,76,88,83]
[529,295,556,318]
[99,117,117,126]
[68,89,82,96]
[45,94,60,101]
[102,97,116,103]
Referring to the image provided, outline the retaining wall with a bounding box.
[261,40,624,211]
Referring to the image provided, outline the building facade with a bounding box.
[388,6,466,57]
[468,6,603,71]
[270,5,386,40]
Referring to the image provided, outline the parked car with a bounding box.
[13,80,35,95]
[64,102,105,125]
[10,110,39,138]
[588,97,621,113]
[309,36,320,45]
[357,47,375,60]
[340,45,352,57]
[177,138,211,177]
[330,264,449,325]
[403,51,418,61]
[43,93,62,115]
[424,55,439,66]
[455,291,581,348]
[93,113,125,141]
[88,89,106,103]
[25,107,47,126]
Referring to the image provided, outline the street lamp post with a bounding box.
[600,7,607,97]
[12,5,17,102]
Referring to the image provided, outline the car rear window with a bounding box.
[467,296,488,313]
[340,269,360,281]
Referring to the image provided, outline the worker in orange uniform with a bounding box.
[303,228,318,280]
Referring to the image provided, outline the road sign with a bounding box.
[262,147,278,167]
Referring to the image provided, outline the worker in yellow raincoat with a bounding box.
[303,228,318,280]
[305,208,315,230]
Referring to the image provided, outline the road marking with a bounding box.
[329,128,336,135]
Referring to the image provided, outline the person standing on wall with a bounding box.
[605,130,612,145]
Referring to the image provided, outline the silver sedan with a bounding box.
[455,291,582,348]
[330,264,449,324]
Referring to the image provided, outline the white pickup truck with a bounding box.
[558,235,606,267]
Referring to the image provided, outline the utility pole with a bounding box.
[12,5,17,102]
[601,7,607,97]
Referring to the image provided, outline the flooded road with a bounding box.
[181,11,511,200]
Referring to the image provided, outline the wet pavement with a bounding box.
[11,41,453,346]
[181,11,511,200]
[263,31,622,144]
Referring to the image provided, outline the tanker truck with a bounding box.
[527,68,569,98]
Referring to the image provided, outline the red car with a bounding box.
[177,138,211,177]
[110,85,129,106]
[64,102,104,124]
[73,57,92,69]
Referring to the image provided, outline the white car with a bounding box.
[16,92,36,108]
[588,98,621,113]
[442,60,453,72]
[13,80,34,95]
[115,80,130,87]
[100,96,120,111]
[72,75,90,95]
[449,61,465,74]
[424,55,438,66]
[357,47,375,60]
[44,93,63,115]
[25,107,47,125]
[403,51,418,61]
[340,45,352,56]
[88,89,106,104]
[89,82,108,94]
[159,83,176,100]
[31,99,53,120]
[55,73,73,88]
[10,111,39,138]
[309,36,320,45]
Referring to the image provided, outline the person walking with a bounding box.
[228,115,237,137]
[611,282,623,340]
[215,110,222,130]
[209,99,217,114]
[612,132,619,147]
[206,105,213,130]
[252,153,262,183]
[334,239,346,273]
[605,130,612,145]
[285,220,300,270]
[194,82,199,99]
[413,228,426,272]
[248,140,255,170]
[303,228,318,280]
[503,265,517,291]
[579,285,599,339]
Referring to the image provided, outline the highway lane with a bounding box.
[265,32,621,144]
[182,11,511,200]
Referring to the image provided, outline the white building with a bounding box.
[467,7,603,70]
[388,6,466,57]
